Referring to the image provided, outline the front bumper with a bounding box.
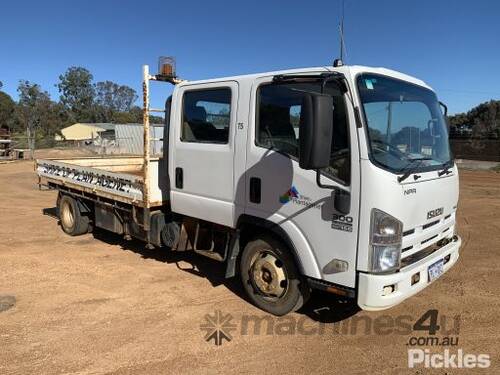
[357,235,461,311]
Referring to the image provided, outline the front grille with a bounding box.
[401,244,440,268]
[402,245,414,253]
[400,211,455,267]
[423,220,439,230]
[421,234,438,245]
[403,229,415,236]
[400,237,456,268]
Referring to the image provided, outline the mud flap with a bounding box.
[224,230,240,278]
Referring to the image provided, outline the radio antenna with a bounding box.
[340,0,345,61]
[334,0,347,67]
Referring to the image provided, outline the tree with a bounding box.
[56,67,95,122]
[95,80,138,122]
[0,91,15,128]
[110,106,164,124]
[95,81,137,112]
[449,100,500,138]
[17,81,68,156]
[17,81,47,157]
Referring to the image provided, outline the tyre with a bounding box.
[240,235,310,316]
[58,194,90,236]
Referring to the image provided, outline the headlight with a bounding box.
[369,209,403,273]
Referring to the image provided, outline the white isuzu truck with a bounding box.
[37,59,461,315]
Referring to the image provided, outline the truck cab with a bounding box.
[166,64,460,314]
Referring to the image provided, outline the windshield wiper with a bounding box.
[397,157,433,183]
[438,160,453,177]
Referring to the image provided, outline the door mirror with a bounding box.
[299,93,333,170]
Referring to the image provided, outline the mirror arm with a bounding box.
[316,170,351,214]
[316,169,336,189]
[439,101,448,116]
[316,170,349,194]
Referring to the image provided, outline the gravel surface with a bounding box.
[0,160,498,374]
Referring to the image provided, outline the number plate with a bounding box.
[428,259,444,282]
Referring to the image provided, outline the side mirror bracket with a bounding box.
[439,101,448,116]
[316,170,351,214]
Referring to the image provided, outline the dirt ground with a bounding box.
[0,157,499,374]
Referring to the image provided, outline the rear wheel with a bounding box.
[58,194,90,236]
[240,235,310,316]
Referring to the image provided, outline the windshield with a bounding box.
[357,74,451,173]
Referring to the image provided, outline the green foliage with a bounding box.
[449,100,500,138]
[95,80,137,112]
[150,115,165,124]
[0,91,15,128]
[57,67,96,122]
[15,81,68,148]
[112,106,143,124]
[55,66,142,125]
[1,66,153,150]
[111,106,163,124]
[94,80,138,123]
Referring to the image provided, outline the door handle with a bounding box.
[249,177,261,204]
[175,167,183,189]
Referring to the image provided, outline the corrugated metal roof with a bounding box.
[114,124,163,155]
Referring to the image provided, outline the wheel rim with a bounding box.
[61,200,74,229]
[249,250,288,300]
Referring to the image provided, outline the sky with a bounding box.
[1,0,499,115]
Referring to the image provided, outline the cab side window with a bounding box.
[256,82,350,184]
[181,88,231,144]
[257,85,301,157]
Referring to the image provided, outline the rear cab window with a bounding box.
[181,88,232,144]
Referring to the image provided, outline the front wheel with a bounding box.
[240,235,310,316]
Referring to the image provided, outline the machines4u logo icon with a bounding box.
[280,186,300,204]
[200,310,237,346]
[279,186,321,209]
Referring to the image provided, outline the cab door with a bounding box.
[169,81,239,227]
[244,77,361,287]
